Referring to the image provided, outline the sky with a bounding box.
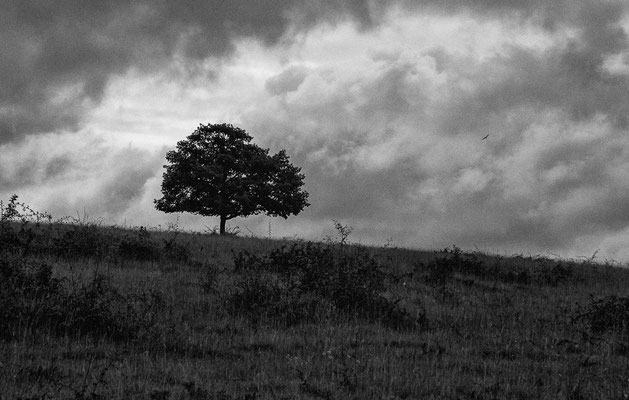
[1,1,629,261]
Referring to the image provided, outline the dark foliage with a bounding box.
[161,233,190,262]
[53,223,114,259]
[0,195,53,256]
[226,243,419,329]
[155,123,309,234]
[416,246,580,287]
[0,257,162,342]
[117,226,160,261]
[574,295,629,335]
[1,196,190,264]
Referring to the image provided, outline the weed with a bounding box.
[162,220,190,261]
[323,220,353,246]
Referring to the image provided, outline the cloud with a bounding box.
[0,0,398,144]
[266,66,310,95]
[90,147,164,216]
[2,0,629,260]
[234,3,629,258]
[2,0,625,144]
[0,132,164,220]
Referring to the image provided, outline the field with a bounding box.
[2,198,629,399]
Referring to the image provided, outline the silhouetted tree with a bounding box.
[155,123,309,235]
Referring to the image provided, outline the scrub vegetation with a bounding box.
[2,195,629,399]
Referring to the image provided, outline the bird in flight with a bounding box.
[481,134,489,140]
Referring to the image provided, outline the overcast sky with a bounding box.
[1,1,629,260]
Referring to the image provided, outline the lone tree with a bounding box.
[155,123,309,235]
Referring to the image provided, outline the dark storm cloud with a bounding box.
[2,0,625,144]
[0,0,384,144]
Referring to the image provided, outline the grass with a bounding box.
[2,196,629,399]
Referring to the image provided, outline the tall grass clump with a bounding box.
[225,242,420,329]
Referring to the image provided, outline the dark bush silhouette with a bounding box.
[53,223,114,259]
[117,226,160,261]
[0,257,162,341]
[226,243,420,329]
[575,295,629,335]
[415,246,579,287]
[155,123,309,235]
[0,194,53,256]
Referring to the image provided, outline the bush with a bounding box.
[117,226,190,262]
[416,246,477,286]
[0,195,53,256]
[574,295,629,335]
[0,259,64,340]
[117,226,160,261]
[415,246,578,287]
[53,223,114,259]
[226,243,418,329]
[0,257,162,341]
[162,236,190,262]
[532,262,573,287]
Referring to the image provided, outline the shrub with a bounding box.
[532,262,573,287]
[226,243,418,329]
[416,246,470,286]
[117,226,190,262]
[0,257,162,341]
[0,258,64,340]
[117,226,160,261]
[0,195,53,256]
[421,255,456,286]
[52,223,114,259]
[161,237,190,262]
[415,246,579,287]
[574,295,629,335]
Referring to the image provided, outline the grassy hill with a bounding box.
[2,198,629,399]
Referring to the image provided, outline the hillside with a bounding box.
[2,199,629,399]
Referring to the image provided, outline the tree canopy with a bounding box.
[154,123,309,234]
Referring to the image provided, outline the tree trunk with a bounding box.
[220,215,226,235]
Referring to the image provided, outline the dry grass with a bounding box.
[2,201,629,399]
